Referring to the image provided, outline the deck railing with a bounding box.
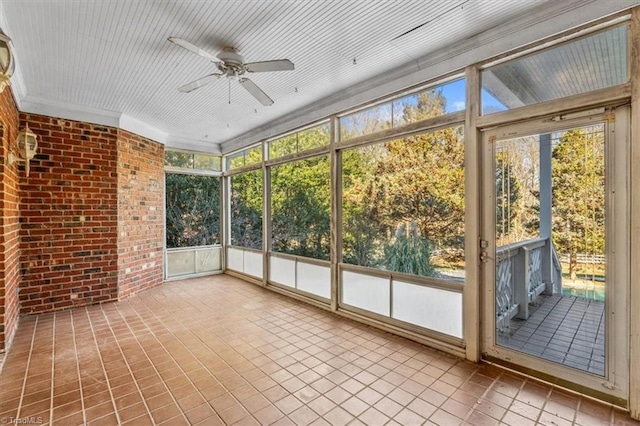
[496,237,562,331]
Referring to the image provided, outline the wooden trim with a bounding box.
[628,6,640,420]
[477,84,631,130]
[464,65,482,362]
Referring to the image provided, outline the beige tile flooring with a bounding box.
[0,275,637,426]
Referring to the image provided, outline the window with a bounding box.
[482,25,628,114]
[339,78,466,140]
[165,174,220,248]
[270,156,330,260]
[342,126,465,279]
[165,150,221,171]
[230,170,263,249]
[227,145,262,170]
[269,122,330,159]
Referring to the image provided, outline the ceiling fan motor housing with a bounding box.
[217,47,246,77]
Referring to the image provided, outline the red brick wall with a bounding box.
[0,88,20,352]
[117,130,164,299]
[19,114,119,314]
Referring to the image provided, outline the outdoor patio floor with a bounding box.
[0,275,635,425]
[497,294,605,376]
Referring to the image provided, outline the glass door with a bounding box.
[481,107,629,403]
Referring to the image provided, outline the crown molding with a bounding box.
[16,95,215,151]
[119,113,168,144]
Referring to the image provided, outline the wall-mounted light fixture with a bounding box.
[0,28,14,93]
[9,126,38,176]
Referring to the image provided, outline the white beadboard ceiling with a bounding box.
[0,0,636,154]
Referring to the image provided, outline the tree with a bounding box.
[165,174,220,248]
[230,170,263,249]
[341,89,466,276]
[551,128,605,279]
[383,222,435,277]
[271,156,331,260]
[495,150,521,244]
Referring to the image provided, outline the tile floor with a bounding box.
[0,275,637,425]
[497,295,605,376]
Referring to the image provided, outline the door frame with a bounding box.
[480,106,630,404]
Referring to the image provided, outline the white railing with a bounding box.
[559,253,605,264]
[496,237,562,331]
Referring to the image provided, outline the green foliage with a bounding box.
[165,151,193,168]
[270,124,330,159]
[342,89,465,277]
[165,174,220,248]
[230,170,263,249]
[271,156,330,260]
[383,222,435,277]
[551,128,605,279]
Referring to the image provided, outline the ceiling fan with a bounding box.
[168,37,294,106]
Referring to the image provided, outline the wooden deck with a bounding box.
[496,294,605,376]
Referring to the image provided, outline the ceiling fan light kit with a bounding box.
[168,38,294,106]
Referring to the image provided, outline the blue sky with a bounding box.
[440,78,507,114]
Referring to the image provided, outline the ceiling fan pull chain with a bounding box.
[228,78,231,104]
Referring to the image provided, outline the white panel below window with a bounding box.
[297,262,330,299]
[392,280,463,338]
[196,247,222,273]
[342,271,390,316]
[244,251,263,278]
[167,250,195,277]
[270,256,296,288]
[227,247,244,272]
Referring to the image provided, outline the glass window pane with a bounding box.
[297,123,330,151]
[194,154,221,171]
[482,25,628,115]
[271,155,330,261]
[269,134,297,159]
[227,146,262,170]
[269,123,330,160]
[340,103,392,141]
[165,151,193,168]
[340,79,465,141]
[227,151,246,170]
[342,126,465,279]
[392,78,466,127]
[230,170,263,249]
[246,146,262,165]
[165,174,220,248]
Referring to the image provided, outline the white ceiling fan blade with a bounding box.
[245,59,294,73]
[239,78,274,106]
[178,73,221,93]
[168,37,220,63]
